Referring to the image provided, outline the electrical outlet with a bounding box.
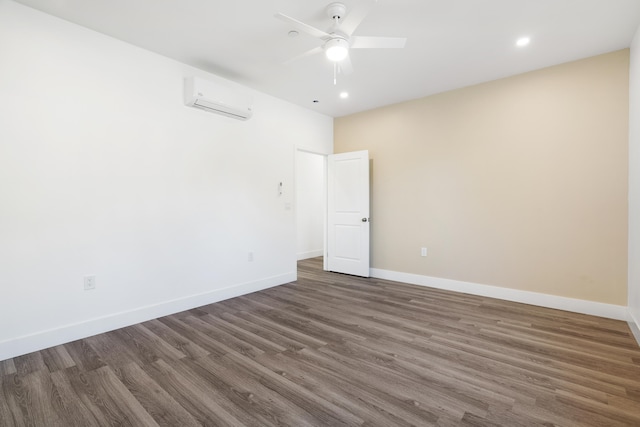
[421,247,427,257]
[84,275,96,290]
[248,251,254,262]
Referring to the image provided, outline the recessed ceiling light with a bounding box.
[288,30,299,38]
[516,37,531,47]
[339,92,349,99]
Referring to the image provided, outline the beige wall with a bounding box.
[335,50,629,305]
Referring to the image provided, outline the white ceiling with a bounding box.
[13,0,640,117]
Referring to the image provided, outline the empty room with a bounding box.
[1,0,640,425]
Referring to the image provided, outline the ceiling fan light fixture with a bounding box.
[325,38,349,62]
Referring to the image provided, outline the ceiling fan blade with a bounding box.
[274,13,331,40]
[283,46,324,65]
[351,36,407,49]
[340,0,378,36]
[339,55,354,75]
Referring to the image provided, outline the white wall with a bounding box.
[296,151,325,260]
[629,26,640,340]
[0,0,333,361]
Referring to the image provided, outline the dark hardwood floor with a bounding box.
[1,257,640,426]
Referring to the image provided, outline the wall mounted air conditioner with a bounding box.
[184,76,253,120]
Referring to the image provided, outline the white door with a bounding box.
[327,150,370,277]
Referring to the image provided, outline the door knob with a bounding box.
[362,218,369,222]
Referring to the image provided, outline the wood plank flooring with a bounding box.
[1,257,640,426]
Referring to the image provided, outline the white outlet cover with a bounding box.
[84,275,96,290]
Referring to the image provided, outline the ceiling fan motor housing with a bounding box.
[326,2,347,21]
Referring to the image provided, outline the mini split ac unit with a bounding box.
[184,76,253,120]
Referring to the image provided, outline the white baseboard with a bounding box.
[0,272,295,362]
[370,268,628,321]
[297,250,323,260]
[629,312,640,346]
[3,268,633,363]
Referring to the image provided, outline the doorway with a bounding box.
[295,150,326,261]
[295,149,371,277]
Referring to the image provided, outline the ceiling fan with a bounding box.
[275,1,407,76]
